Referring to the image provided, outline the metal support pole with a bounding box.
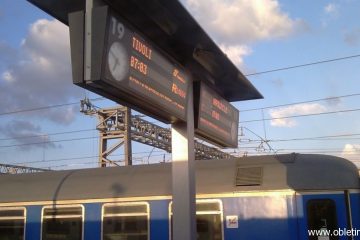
[99,133,107,167]
[124,107,132,165]
[85,0,103,80]
[171,84,196,240]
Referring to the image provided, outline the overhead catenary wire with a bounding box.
[268,133,360,142]
[0,52,359,117]
[0,97,105,117]
[0,95,359,143]
[0,129,96,141]
[0,136,99,148]
[1,53,360,169]
[240,137,360,142]
[5,106,358,145]
[244,54,360,77]
[9,151,171,166]
[2,131,360,149]
[241,93,360,112]
[46,155,173,169]
[237,146,350,151]
[240,107,360,124]
[21,151,360,170]
[7,146,359,170]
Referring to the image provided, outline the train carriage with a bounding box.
[0,153,359,240]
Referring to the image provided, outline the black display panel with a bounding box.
[69,6,189,123]
[101,10,189,122]
[195,83,239,148]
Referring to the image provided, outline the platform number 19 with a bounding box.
[111,17,125,40]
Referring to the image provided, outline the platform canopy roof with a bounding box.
[27,0,263,102]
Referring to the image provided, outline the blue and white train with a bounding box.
[0,153,359,239]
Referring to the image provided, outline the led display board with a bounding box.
[195,83,239,148]
[70,6,189,123]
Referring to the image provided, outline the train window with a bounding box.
[42,205,83,240]
[0,207,26,240]
[102,202,149,240]
[170,200,224,240]
[307,199,338,240]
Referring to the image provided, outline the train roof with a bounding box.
[0,153,358,203]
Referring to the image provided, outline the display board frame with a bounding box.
[71,6,190,123]
[194,82,239,148]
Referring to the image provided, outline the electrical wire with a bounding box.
[1,51,359,166]
[269,133,360,142]
[0,136,99,148]
[9,150,170,165]
[244,54,360,77]
[2,130,360,149]
[0,129,95,141]
[0,97,104,116]
[0,53,359,117]
[241,93,360,112]
[240,107,360,123]
[1,105,359,144]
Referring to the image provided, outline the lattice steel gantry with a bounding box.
[0,163,51,174]
[81,99,234,167]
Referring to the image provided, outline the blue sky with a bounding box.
[0,0,359,169]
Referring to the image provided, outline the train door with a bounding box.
[296,192,350,240]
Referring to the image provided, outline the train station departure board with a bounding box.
[101,10,189,122]
[68,6,190,123]
[195,83,239,148]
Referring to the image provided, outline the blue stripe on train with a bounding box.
[22,192,356,240]
[83,203,102,240]
[25,206,42,240]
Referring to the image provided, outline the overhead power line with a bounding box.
[41,155,172,170]
[0,97,104,116]
[241,137,360,142]
[237,146,350,151]
[244,54,360,77]
[240,107,360,123]
[241,93,360,112]
[1,92,359,121]
[0,53,359,117]
[0,136,98,148]
[11,150,169,166]
[0,129,95,141]
[3,131,360,149]
[269,137,360,142]
[239,132,360,142]
[269,133,360,141]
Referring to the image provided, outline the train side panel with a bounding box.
[222,194,297,240]
[12,192,360,240]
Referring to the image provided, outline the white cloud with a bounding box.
[269,103,327,127]
[0,19,82,125]
[219,44,252,67]
[324,3,338,15]
[183,0,305,68]
[2,71,15,82]
[185,0,301,44]
[341,144,360,163]
[322,3,339,27]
